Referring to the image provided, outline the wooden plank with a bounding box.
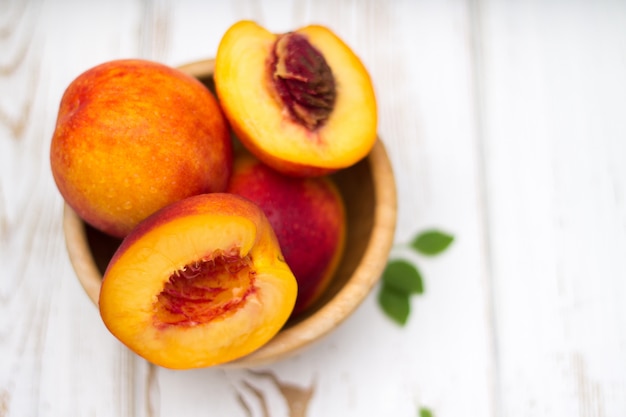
[475,1,626,415]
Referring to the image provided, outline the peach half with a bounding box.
[50,59,232,238]
[227,152,346,316]
[214,20,377,177]
[98,193,297,369]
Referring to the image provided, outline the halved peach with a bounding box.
[98,193,297,369]
[214,20,377,177]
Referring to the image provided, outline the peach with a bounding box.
[50,59,232,238]
[227,152,346,316]
[214,20,377,177]
[98,193,297,369]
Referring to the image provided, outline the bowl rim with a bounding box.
[62,58,397,368]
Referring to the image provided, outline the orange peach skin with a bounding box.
[227,153,346,316]
[99,193,297,369]
[50,59,232,238]
[214,20,377,177]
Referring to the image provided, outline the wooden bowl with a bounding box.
[62,59,397,368]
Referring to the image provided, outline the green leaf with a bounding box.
[378,285,410,326]
[411,230,454,256]
[382,259,424,295]
[419,408,434,417]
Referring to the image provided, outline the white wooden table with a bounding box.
[2,1,625,416]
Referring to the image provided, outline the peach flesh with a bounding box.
[214,21,378,177]
[98,193,298,369]
[154,250,256,328]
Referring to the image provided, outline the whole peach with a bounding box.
[50,59,232,238]
[227,152,346,316]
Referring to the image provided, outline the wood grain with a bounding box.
[477,2,626,416]
[2,0,626,416]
